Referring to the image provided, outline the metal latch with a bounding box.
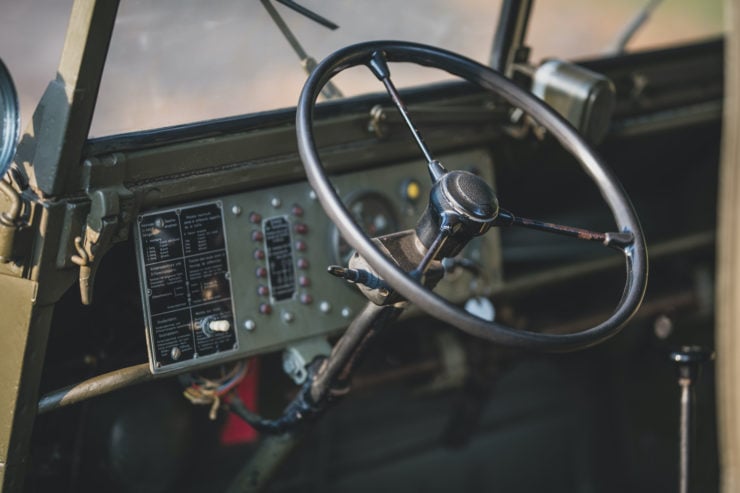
[71,187,132,305]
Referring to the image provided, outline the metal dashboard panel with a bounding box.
[135,149,501,374]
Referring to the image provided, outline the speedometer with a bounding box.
[331,191,399,266]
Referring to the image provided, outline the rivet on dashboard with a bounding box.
[299,276,310,287]
[257,284,269,297]
[252,230,264,242]
[231,205,242,216]
[256,267,268,278]
[341,307,352,318]
[254,249,266,260]
[249,212,262,224]
[171,347,182,361]
[282,311,294,323]
[292,204,304,217]
[271,197,282,208]
[308,190,317,201]
[296,240,308,252]
[300,293,313,305]
[297,258,309,269]
[319,301,331,313]
[154,218,165,229]
[244,320,256,331]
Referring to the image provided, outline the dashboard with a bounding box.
[134,149,501,373]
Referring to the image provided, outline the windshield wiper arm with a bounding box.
[274,0,338,30]
[608,0,663,54]
[260,0,343,99]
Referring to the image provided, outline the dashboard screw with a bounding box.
[244,320,256,331]
[231,205,242,216]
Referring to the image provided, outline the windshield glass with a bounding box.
[1,0,724,138]
[89,0,502,136]
[529,0,723,61]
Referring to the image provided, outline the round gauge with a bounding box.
[332,191,399,266]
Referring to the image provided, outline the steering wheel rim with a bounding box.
[296,41,648,352]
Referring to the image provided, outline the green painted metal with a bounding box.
[0,277,43,493]
[0,1,120,491]
[135,149,501,375]
[15,0,120,198]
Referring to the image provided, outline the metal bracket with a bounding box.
[367,103,505,139]
[368,105,388,139]
[0,181,23,262]
[70,186,133,305]
[347,230,445,306]
[282,338,332,385]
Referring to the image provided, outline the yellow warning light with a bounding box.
[405,180,421,201]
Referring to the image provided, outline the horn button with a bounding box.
[415,170,499,257]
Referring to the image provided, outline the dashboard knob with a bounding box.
[208,320,231,333]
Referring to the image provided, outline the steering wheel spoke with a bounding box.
[410,225,453,282]
[495,208,635,250]
[367,50,447,182]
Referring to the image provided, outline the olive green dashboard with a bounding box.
[134,148,501,374]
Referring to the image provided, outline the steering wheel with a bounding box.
[296,41,647,352]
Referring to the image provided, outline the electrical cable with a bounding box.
[181,360,250,420]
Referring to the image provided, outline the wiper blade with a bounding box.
[274,0,338,30]
[260,0,343,99]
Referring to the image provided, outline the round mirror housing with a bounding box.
[0,59,20,177]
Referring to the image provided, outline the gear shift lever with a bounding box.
[669,345,714,493]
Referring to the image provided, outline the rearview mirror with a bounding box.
[0,58,19,177]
